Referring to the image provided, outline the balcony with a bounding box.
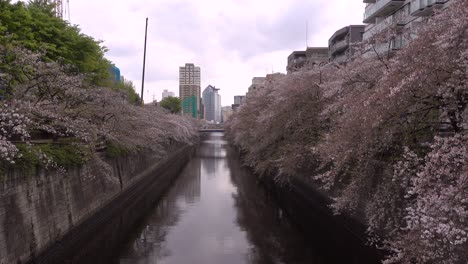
[410,0,448,16]
[331,53,348,63]
[428,0,449,6]
[363,15,392,39]
[363,0,406,24]
[330,39,349,55]
[363,12,410,40]
[329,26,349,42]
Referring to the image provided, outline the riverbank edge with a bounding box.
[260,174,384,262]
[0,142,196,264]
[29,144,195,264]
[230,146,385,262]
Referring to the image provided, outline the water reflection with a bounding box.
[226,144,327,264]
[119,159,201,263]
[118,133,375,264]
[119,133,250,264]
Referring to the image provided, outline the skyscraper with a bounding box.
[202,85,221,123]
[179,63,201,118]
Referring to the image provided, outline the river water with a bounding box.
[114,132,377,264]
[115,132,327,264]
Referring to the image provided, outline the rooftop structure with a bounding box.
[306,47,329,65]
[287,48,328,73]
[247,77,266,96]
[287,51,307,74]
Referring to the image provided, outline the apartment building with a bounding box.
[287,47,328,73]
[179,63,201,118]
[363,0,451,50]
[287,51,307,74]
[329,25,365,63]
[306,47,329,65]
[247,77,266,96]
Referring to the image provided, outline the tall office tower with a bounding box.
[202,85,222,123]
[179,63,201,118]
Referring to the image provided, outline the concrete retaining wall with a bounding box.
[261,175,384,264]
[0,144,194,264]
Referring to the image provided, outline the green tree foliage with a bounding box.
[0,0,109,85]
[159,96,181,114]
[110,77,140,105]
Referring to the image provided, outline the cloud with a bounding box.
[219,0,329,59]
[62,0,366,105]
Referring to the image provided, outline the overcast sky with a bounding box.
[65,0,365,105]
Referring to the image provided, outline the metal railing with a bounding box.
[411,0,448,15]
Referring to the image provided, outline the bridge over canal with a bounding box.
[199,123,225,132]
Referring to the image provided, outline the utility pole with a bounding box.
[141,17,148,106]
[66,0,70,22]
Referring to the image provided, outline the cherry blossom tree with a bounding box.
[0,45,198,170]
[226,0,468,262]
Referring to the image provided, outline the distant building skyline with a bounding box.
[68,0,368,106]
[234,95,246,106]
[162,89,175,99]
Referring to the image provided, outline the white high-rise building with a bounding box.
[179,63,201,118]
[202,85,222,123]
[162,89,175,99]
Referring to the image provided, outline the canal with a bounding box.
[58,132,379,263]
[112,132,379,264]
[116,132,326,264]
